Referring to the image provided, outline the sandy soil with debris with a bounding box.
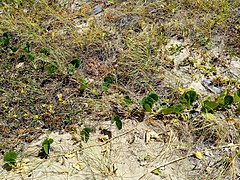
[0,117,196,180]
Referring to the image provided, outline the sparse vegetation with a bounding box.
[3,152,17,170]
[38,138,53,159]
[80,127,92,142]
[0,0,239,179]
[111,114,122,130]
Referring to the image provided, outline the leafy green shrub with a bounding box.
[153,89,196,116]
[68,59,81,75]
[201,100,219,113]
[38,138,53,159]
[70,59,81,68]
[222,95,233,106]
[217,90,233,108]
[180,89,197,108]
[140,93,159,112]
[80,127,92,142]
[201,90,237,113]
[234,89,240,102]
[123,95,132,105]
[102,76,113,90]
[160,104,184,115]
[111,115,122,130]
[3,151,17,168]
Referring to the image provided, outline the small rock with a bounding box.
[87,5,103,16]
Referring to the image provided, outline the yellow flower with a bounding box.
[57,94,63,101]
[165,99,169,103]
[52,31,55,39]
[178,87,184,94]
[194,151,203,160]
[24,113,28,117]
[13,114,17,118]
[34,115,39,119]
[20,89,24,94]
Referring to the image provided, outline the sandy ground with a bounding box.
[0,117,196,180]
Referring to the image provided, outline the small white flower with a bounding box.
[23,9,28,13]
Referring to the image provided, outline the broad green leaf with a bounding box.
[140,93,159,112]
[116,120,123,130]
[4,152,17,166]
[202,113,215,120]
[237,89,240,97]
[42,138,51,146]
[70,59,81,68]
[104,76,113,84]
[111,115,120,123]
[102,81,110,90]
[143,103,152,112]
[181,90,197,107]
[145,96,155,107]
[201,100,219,113]
[234,89,240,102]
[47,138,53,144]
[160,104,184,115]
[43,144,49,155]
[219,90,227,97]
[111,115,122,130]
[217,90,227,105]
[80,127,92,142]
[148,93,159,102]
[224,95,233,106]
[123,95,132,105]
[68,64,75,75]
[102,76,113,90]
[140,97,147,105]
[42,138,53,155]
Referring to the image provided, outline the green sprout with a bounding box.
[3,151,17,169]
[80,127,92,142]
[111,115,122,130]
[38,138,53,159]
